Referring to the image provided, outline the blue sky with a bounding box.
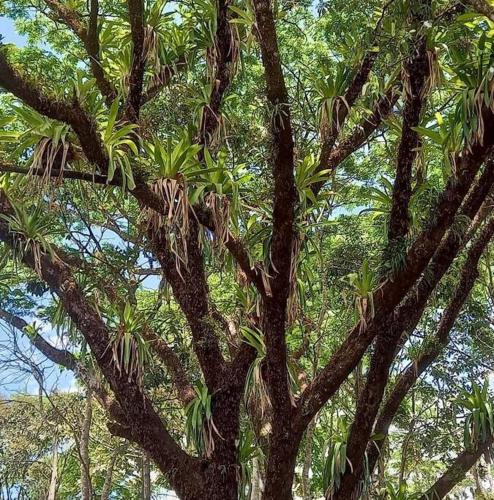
[0,16,27,46]
[0,222,161,398]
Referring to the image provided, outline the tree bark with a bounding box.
[419,434,494,499]
[46,436,58,500]
[100,443,123,500]
[142,451,152,500]
[364,214,494,479]
[301,418,316,500]
[80,387,93,500]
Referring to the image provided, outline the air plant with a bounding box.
[185,382,222,458]
[242,326,271,419]
[242,326,299,416]
[314,62,354,133]
[414,112,463,178]
[346,260,376,331]
[322,416,351,499]
[237,428,262,500]
[201,148,247,249]
[295,154,332,211]
[0,202,58,276]
[361,176,427,236]
[101,99,139,190]
[229,3,256,54]
[452,33,494,151]
[287,236,302,324]
[361,176,394,220]
[143,0,173,73]
[457,380,494,454]
[143,134,202,274]
[2,106,71,187]
[379,482,417,500]
[110,302,150,388]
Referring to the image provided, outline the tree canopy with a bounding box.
[1,0,494,498]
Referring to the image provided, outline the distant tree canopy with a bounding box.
[1,0,494,498]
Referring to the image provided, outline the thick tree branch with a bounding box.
[316,0,396,175]
[86,0,116,103]
[253,0,294,403]
[199,0,236,148]
[388,0,431,242]
[140,328,195,406]
[252,0,298,497]
[296,116,494,433]
[142,58,187,104]
[318,50,379,172]
[148,221,227,391]
[44,0,86,38]
[125,0,146,121]
[336,209,494,498]
[0,50,108,170]
[365,212,494,476]
[148,218,251,481]
[312,83,401,197]
[332,6,433,494]
[0,190,200,498]
[419,432,494,499]
[0,160,262,301]
[0,52,260,299]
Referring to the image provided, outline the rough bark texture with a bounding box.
[419,433,494,499]
[47,437,58,500]
[333,167,494,497]
[252,0,298,496]
[364,213,494,478]
[80,387,93,500]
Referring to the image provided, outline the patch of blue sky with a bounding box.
[0,16,27,47]
[0,321,78,397]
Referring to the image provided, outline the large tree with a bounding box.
[1,0,494,498]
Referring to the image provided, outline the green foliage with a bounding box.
[458,380,494,452]
[322,416,350,497]
[185,383,220,457]
[102,99,139,190]
[109,302,150,385]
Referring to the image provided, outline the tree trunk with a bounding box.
[262,433,301,500]
[142,451,151,500]
[301,418,316,500]
[80,387,93,500]
[101,442,125,500]
[46,437,58,500]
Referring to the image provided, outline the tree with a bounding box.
[0,391,137,499]
[1,0,494,498]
